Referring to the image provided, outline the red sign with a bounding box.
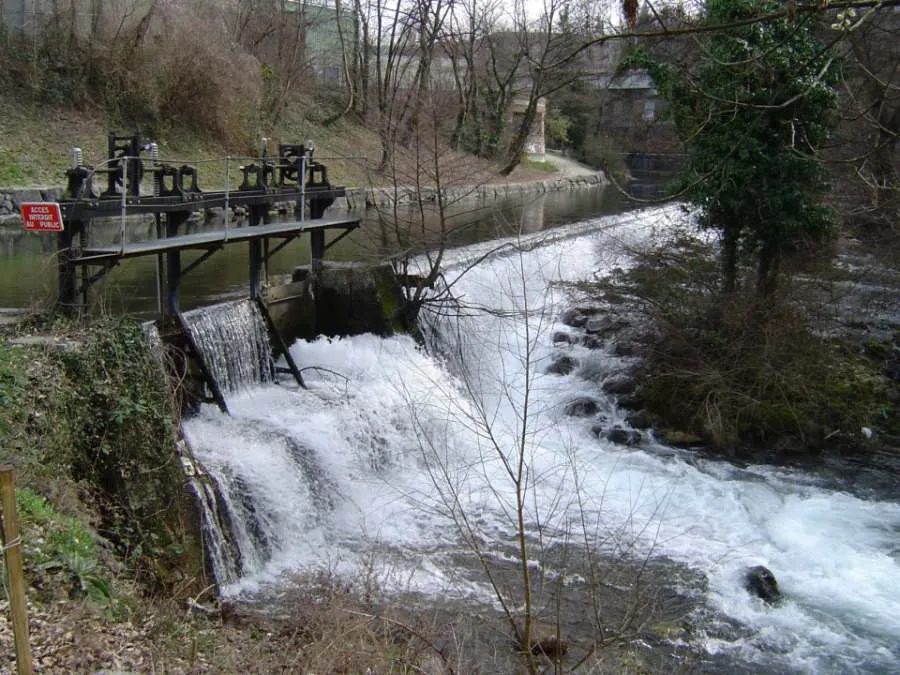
[20,202,64,233]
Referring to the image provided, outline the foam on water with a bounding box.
[183,205,900,672]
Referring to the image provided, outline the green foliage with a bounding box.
[1,316,202,593]
[635,0,837,295]
[519,158,560,173]
[51,320,184,576]
[549,78,600,161]
[545,106,572,147]
[11,487,111,602]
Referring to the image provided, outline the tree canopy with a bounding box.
[636,0,838,295]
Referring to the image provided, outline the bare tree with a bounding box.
[403,240,662,673]
[832,8,900,230]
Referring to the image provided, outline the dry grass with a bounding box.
[0,87,553,193]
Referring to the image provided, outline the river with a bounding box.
[179,203,899,673]
[0,184,635,313]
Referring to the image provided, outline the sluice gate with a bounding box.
[55,132,360,410]
[57,132,359,314]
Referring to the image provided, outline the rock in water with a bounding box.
[546,355,577,375]
[744,565,781,604]
[564,397,600,417]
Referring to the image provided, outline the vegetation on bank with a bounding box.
[595,228,899,456]
[582,0,899,458]
[0,317,203,595]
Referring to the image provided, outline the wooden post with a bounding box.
[0,468,33,675]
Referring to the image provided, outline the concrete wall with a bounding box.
[1,0,155,39]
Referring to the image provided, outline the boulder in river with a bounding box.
[560,308,589,328]
[564,397,601,417]
[546,355,577,375]
[602,375,637,396]
[604,425,642,446]
[743,565,781,604]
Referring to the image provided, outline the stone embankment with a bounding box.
[0,171,606,224]
[0,186,65,222]
[343,173,606,210]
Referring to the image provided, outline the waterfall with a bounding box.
[181,299,274,394]
[143,319,248,586]
[179,207,900,673]
[161,300,282,585]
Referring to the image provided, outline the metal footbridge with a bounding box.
[56,132,360,315]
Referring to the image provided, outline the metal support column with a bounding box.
[165,212,190,316]
[57,221,80,312]
[248,204,268,299]
[310,229,325,275]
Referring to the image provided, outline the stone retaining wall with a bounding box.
[339,173,607,210]
[0,187,65,223]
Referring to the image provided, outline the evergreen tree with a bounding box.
[640,0,837,295]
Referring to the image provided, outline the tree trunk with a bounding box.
[722,225,740,294]
[756,242,780,296]
[873,106,899,213]
[500,94,539,176]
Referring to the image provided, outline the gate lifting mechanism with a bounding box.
[57,131,359,315]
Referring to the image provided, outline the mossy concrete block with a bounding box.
[263,279,316,343]
[299,262,404,338]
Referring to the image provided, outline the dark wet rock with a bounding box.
[516,621,569,660]
[659,429,704,448]
[560,308,589,328]
[612,341,636,357]
[565,397,601,417]
[581,335,602,350]
[886,360,900,382]
[617,391,646,410]
[576,359,608,382]
[530,633,568,659]
[552,331,574,344]
[597,289,629,305]
[625,410,654,430]
[605,426,642,446]
[743,565,781,604]
[602,376,637,396]
[585,317,629,335]
[584,316,612,334]
[546,355,577,376]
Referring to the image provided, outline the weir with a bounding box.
[180,207,900,673]
[54,132,359,408]
[55,132,360,315]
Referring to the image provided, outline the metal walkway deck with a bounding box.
[76,216,360,263]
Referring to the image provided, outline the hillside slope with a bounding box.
[0,92,557,192]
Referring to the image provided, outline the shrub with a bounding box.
[0,2,261,145]
[2,315,205,594]
[612,232,893,455]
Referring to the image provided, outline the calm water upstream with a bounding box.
[0,184,635,314]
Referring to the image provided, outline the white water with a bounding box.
[183,206,900,673]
